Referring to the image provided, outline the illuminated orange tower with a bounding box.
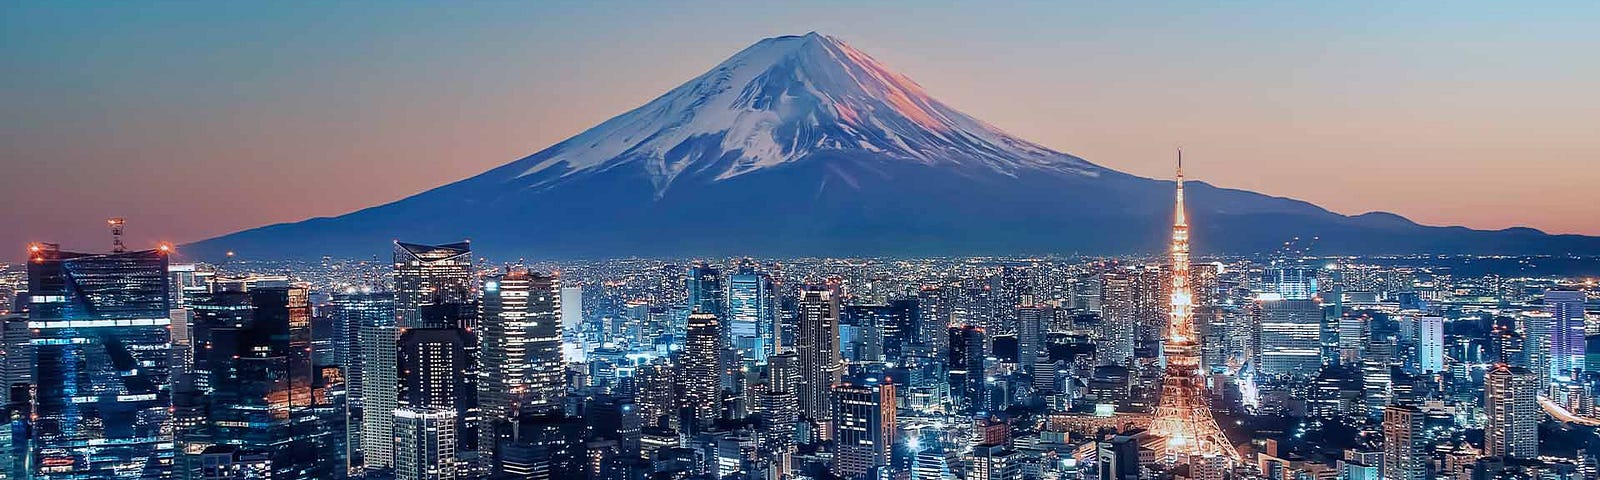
[1148,149,1239,462]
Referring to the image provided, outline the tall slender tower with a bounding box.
[1148,150,1239,462]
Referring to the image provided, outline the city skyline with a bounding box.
[3,6,1600,478]
[4,2,1600,254]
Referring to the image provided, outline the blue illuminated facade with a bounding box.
[26,245,173,479]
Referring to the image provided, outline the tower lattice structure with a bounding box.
[1148,149,1240,463]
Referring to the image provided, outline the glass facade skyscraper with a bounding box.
[726,269,774,363]
[184,286,342,480]
[27,245,173,479]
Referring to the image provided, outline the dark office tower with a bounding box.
[843,300,916,366]
[948,325,986,413]
[1485,364,1539,459]
[392,241,473,328]
[1016,304,1049,371]
[479,270,563,472]
[680,312,724,429]
[187,286,341,480]
[399,323,479,475]
[757,354,800,477]
[916,286,953,359]
[832,381,896,480]
[686,263,724,316]
[332,289,394,472]
[726,267,775,363]
[1546,289,1587,380]
[796,286,841,439]
[0,316,30,403]
[498,414,586,480]
[634,360,678,430]
[1098,272,1135,366]
[1382,405,1426,480]
[584,394,642,460]
[26,244,173,479]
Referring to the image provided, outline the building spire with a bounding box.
[1173,148,1186,228]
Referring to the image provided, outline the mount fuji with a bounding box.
[189,33,1600,259]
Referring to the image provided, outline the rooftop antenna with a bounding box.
[108,217,126,253]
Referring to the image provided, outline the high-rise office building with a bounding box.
[796,287,841,439]
[687,263,725,316]
[1255,295,1323,377]
[832,381,895,480]
[756,358,799,477]
[392,241,473,328]
[479,269,564,473]
[1016,304,1048,371]
[727,268,775,363]
[186,286,342,480]
[27,244,174,479]
[1098,272,1135,366]
[1520,312,1552,390]
[680,312,724,429]
[949,325,986,413]
[1547,289,1587,380]
[1382,405,1426,480]
[916,286,953,359]
[0,316,30,404]
[394,407,458,480]
[1397,316,1444,374]
[967,444,1020,480]
[1270,266,1318,300]
[398,320,479,475]
[1484,364,1539,459]
[333,289,394,472]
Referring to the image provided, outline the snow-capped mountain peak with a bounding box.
[510,32,1099,195]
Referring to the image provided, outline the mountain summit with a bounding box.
[189,33,1600,259]
[509,32,1098,198]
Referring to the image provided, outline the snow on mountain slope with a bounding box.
[508,32,1101,196]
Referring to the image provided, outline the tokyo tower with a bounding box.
[1148,149,1239,462]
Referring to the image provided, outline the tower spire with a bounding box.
[1148,149,1238,464]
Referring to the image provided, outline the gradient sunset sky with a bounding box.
[4,1,1597,254]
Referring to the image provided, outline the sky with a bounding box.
[3,1,1597,254]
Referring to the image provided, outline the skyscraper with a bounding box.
[394,407,458,480]
[949,325,987,413]
[1147,151,1237,462]
[1397,316,1444,374]
[1098,272,1135,366]
[1382,405,1426,480]
[832,381,895,480]
[916,286,953,359]
[1547,289,1587,380]
[186,286,341,480]
[796,286,841,439]
[1016,303,1048,371]
[333,289,395,472]
[1484,364,1538,459]
[479,269,564,473]
[392,241,473,328]
[1254,295,1324,378]
[727,268,775,363]
[398,321,478,475]
[687,263,724,316]
[27,244,174,479]
[680,312,724,429]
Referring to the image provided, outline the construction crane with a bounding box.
[108,217,126,253]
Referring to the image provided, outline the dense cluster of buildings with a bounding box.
[0,177,1596,480]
